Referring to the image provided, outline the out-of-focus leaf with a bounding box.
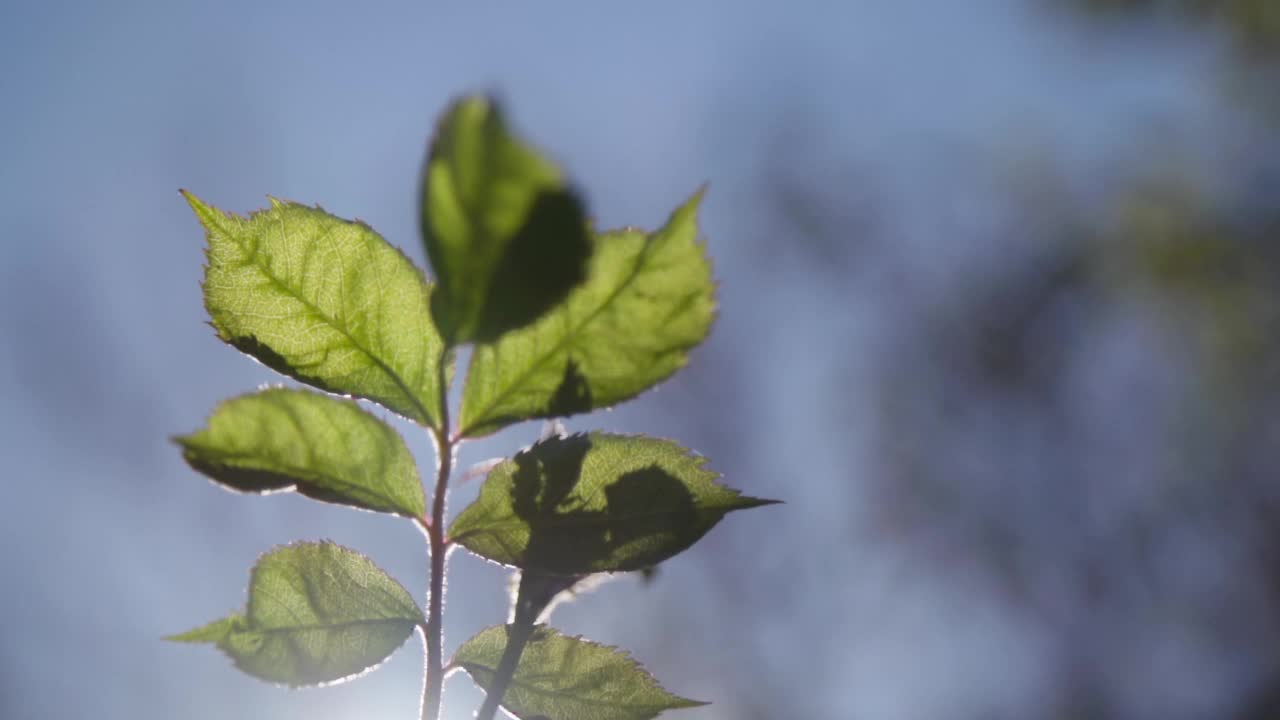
[168,542,422,687]
[421,95,590,345]
[459,191,715,438]
[454,624,705,720]
[175,388,425,518]
[448,433,777,574]
[184,191,447,428]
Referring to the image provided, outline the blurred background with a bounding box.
[3,1,1279,718]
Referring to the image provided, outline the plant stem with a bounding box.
[474,621,536,720]
[421,359,454,720]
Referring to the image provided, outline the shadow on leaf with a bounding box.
[547,359,592,417]
[473,189,591,343]
[509,434,698,574]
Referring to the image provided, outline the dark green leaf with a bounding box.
[459,191,714,438]
[454,624,705,720]
[184,191,448,428]
[448,433,777,574]
[421,95,590,345]
[169,542,422,687]
[174,388,425,518]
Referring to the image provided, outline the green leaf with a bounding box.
[174,388,425,518]
[184,191,448,428]
[421,95,591,345]
[170,541,422,687]
[454,624,705,720]
[458,191,714,438]
[448,433,777,574]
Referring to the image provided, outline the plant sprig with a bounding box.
[169,94,777,720]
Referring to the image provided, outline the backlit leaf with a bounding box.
[459,191,714,438]
[175,388,425,518]
[448,433,777,574]
[184,191,447,428]
[421,95,591,345]
[454,624,705,720]
[169,542,421,687]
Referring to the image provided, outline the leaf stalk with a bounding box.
[421,358,453,720]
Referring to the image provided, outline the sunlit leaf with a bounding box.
[454,624,705,720]
[184,191,448,428]
[168,542,422,687]
[175,388,425,518]
[421,95,591,345]
[448,433,777,574]
[459,191,714,437]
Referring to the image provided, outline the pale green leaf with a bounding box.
[421,95,591,345]
[459,191,714,438]
[184,191,448,428]
[169,542,422,687]
[454,624,705,720]
[448,433,777,574]
[174,388,425,518]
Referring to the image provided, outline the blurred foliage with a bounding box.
[1064,0,1280,127]
[1064,0,1280,51]
[692,3,1280,717]
[736,18,1280,716]
[870,173,1280,716]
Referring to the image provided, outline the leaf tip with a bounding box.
[732,495,783,513]
[169,432,200,455]
[166,615,239,644]
[181,190,236,235]
[679,185,708,218]
[179,188,209,214]
[691,181,710,204]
